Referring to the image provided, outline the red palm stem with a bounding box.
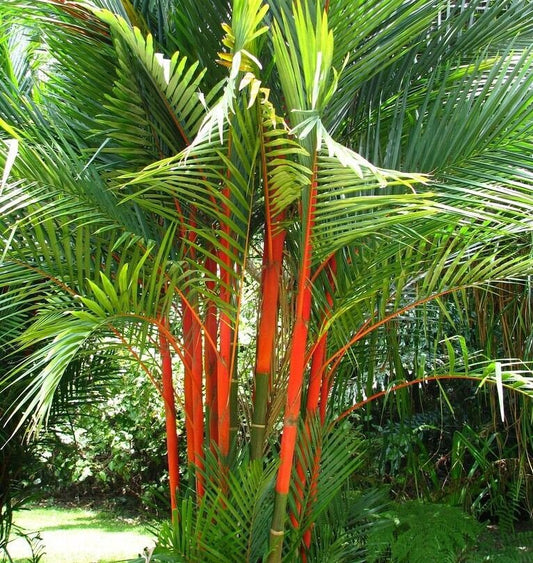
[205,257,219,450]
[296,257,336,552]
[158,319,180,513]
[182,303,196,466]
[191,310,205,497]
[251,210,286,459]
[217,145,233,458]
[269,158,318,561]
[217,301,232,457]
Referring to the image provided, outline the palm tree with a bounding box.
[1,0,532,560]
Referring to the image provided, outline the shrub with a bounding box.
[367,501,482,563]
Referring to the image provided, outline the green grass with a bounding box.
[4,506,155,563]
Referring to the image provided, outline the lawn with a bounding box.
[5,506,156,563]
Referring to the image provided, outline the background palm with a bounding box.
[1,0,532,561]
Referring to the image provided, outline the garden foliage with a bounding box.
[1,0,533,561]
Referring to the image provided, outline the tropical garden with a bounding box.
[1,0,532,561]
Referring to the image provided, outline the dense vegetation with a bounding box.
[1,0,532,561]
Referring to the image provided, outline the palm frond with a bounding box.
[313,153,431,260]
[93,7,210,161]
[152,452,277,562]
[326,0,440,131]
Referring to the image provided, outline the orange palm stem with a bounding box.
[158,319,180,513]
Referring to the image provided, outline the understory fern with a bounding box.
[367,501,482,563]
[493,474,529,534]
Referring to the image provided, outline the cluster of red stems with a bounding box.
[155,148,343,561]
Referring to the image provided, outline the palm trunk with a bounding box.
[191,308,205,497]
[295,257,336,555]
[290,334,327,537]
[217,245,232,459]
[250,212,286,460]
[268,159,318,562]
[251,120,287,461]
[158,319,179,513]
[182,303,196,468]
[205,257,219,451]
[217,136,234,461]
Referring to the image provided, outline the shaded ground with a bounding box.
[463,522,533,563]
[5,506,155,563]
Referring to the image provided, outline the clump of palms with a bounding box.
[1,0,532,560]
